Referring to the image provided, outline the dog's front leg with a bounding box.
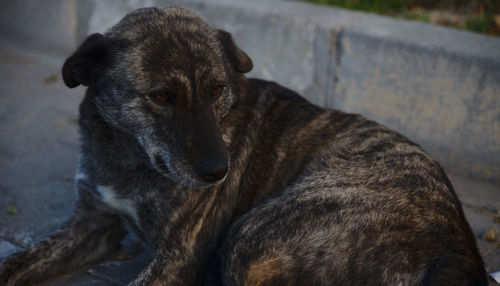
[0,210,126,286]
[130,249,203,286]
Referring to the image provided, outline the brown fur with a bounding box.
[245,257,281,286]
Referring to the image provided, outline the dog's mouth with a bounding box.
[153,155,170,173]
[152,153,229,188]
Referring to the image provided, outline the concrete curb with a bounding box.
[1,0,499,184]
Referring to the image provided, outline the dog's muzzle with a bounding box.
[197,153,228,183]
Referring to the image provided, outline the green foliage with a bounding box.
[466,14,495,33]
[7,205,18,215]
[405,10,430,23]
[305,0,500,36]
[306,0,409,13]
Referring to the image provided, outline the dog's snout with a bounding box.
[199,155,228,182]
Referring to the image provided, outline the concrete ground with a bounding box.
[0,40,499,285]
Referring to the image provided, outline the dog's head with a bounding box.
[62,7,253,187]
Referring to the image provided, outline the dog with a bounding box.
[0,7,487,286]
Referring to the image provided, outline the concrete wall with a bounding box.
[1,0,499,185]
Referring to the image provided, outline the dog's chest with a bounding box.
[96,185,139,224]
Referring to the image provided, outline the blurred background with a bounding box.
[308,0,500,36]
[0,0,499,285]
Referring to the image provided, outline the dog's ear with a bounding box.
[62,33,115,88]
[217,30,253,74]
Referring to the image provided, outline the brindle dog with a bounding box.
[0,7,487,286]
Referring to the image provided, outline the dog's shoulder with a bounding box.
[248,78,308,103]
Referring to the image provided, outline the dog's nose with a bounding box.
[199,156,228,182]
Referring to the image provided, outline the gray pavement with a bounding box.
[0,40,499,285]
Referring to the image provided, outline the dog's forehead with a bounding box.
[110,7,226,92]
[108,7,211,39]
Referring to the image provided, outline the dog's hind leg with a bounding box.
[0,209,126,286]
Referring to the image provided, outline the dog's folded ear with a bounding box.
[62,33,115,88]
[217,30,253,74]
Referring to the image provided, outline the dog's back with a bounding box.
[217,79,487,285]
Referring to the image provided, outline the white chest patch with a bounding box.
[96,185,139,224]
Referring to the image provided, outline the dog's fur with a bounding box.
[0,7,487,286]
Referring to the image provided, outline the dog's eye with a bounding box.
[154,93,169,102]
[211,86,224,99]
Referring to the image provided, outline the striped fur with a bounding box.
[0,7,486,286]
